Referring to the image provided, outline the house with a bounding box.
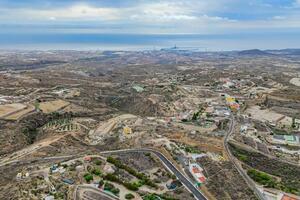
[123,126,133,135]
[62,178,75,185]
[50,164,59,173]
[189,163,206,187]
[44,195,54,200]
[280,194,299,200]
[84,156,92,162]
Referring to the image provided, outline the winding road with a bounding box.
[100,148,208,200]
[74,185,118,200]
[224,115,266,200]
[1,115,267,200]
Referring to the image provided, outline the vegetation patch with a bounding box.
[107,156,158,188]
[230,143,300,195]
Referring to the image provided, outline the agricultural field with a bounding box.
[43,118,81,132]
[4,104,35,120]
[0,103,27,118]
[38,100,70,114]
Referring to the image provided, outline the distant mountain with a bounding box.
[238,49,273,56]
[265,49,300,55]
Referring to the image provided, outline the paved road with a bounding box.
[100,148,207,200]
[224,116,266,200]
[74,185,118,200]
[0,155,78,167]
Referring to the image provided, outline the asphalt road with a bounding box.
[100,149,207,200]
[224,116,266,200]
[74,185,118,200]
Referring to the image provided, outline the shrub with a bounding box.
[83,173,93,183]
[104,173,121,183]
[107,157,158,188]
[94,159,102,165]
[99,180,104,187]
[111,188,120,195]
[247,169,276,186]
[92,168,102,176]
[144,152,151,156]
[123,182,139,191]
[104,182,114,191]
[238,154,248,162]
[125,193,135,199]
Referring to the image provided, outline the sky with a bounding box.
[0,0,300,50]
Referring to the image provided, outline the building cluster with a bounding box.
[189,163,206,187]
[224,94,240,111]
[16,171,30,180]
[268,135,300,147]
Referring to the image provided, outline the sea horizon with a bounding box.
[0,33,299,51]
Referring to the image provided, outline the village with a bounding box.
[0,49,299,200]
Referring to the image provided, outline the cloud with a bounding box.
[0,0,299,34]
[130,2,197,22]
[272,15,286,20]
[0,0,230,22]
[23,4,121,21]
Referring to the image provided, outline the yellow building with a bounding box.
[123,126,133,135]
[226,96,235,103]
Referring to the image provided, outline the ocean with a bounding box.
[0,33,299,51]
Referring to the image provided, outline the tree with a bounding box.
[83,173,93,183]
[98,180,104,188]
[111,188,120,195]
[292,117,296,128]
[125,193,135,199]
[94,159,102,165]
[192,111,199,120]
[104,182,114,191]
[92,168,102,176]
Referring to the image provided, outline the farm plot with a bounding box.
[5,105,35,120]
[43,118,80,132]
[0,103,28,119]
[39,100,70,114]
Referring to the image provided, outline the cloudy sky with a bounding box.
[0,0,300,50]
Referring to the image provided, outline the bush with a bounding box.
[144,152,151,156]
[104,173,121,183]
[111,188,120,195]
[123,182,139,191]
[54,192,64,199]
[107,157,158,188]
[69,165,75,171]
[99,180,104,187]
[94,159,102,165]
[83,173,93,183]
[247,169,276,187]
[125,193,135,199]
[104,182,114,191]
[92,168,102,176]
[238,154,248,162]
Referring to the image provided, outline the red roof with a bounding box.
[84,156,92,161]
[198,176,206,183]
[192,167,202,173]
[281,195,299,200]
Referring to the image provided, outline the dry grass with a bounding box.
[5,105,35,120]
[0,103,27,118]
[39,100,70,114]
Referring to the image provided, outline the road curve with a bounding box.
[224,116,266,200]
[100,148,207,200]
[74,185,119,200]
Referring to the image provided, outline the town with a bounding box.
[0,49,299,200]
